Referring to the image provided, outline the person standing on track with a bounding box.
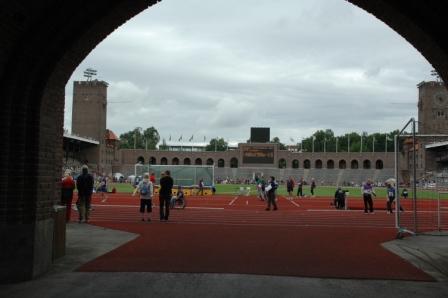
[133,173,153,221]
[310,178,316,197]
[286,176,295,199]
[159,170,174,221]
[386,182,403,214]
[61,169,76,222]
[361,179,376,214]
[296,177,304,198]
[76,165,94,223]
[150,172,156,184]
[265,176,278,211]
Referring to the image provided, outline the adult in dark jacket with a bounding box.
[159,170,174,221]
[76,165,94,223]
[265,176,278,211]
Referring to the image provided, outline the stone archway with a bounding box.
[2,0,448,282]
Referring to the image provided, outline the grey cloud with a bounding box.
[65,0,433,143]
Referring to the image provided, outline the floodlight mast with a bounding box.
[83,68,97,81]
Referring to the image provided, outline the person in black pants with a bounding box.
[76,165,94,223]
[159,170,174,221]
[265,176,278,211]
[296,178,303,198]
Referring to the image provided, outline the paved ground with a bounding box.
[1,223,448,298]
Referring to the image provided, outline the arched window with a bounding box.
[315,159,323,169]
[230,157,238,168]
[363,160,371,169]
[304,159,311,169]
[184,158,191,165]
[218,159,225,168]
[292,159,299,169]
[137,156,145,164]
[195,158,202,165]
[375,159,384,169]
[149,157,156,165]
[327,159,335,169]
[278,158,286,169]
[339,160,346,169]
[206,158,214,166]
[172,157,179,165]
[351,160,359,169]
[161,157,168,165]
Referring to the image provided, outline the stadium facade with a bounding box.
[64,79,448,185]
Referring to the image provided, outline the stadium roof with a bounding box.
[425,141,448,150]
[63,132,99,145]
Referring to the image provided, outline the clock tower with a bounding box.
[417,81,448,134]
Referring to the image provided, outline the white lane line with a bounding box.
[91,204,224,210]
[229,196,239,206]
[280,196,300,208]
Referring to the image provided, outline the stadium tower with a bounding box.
[72,79,110,173]
[418,81,448,134]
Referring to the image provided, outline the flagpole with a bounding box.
[385,135,388,153]
[312,137,315,153]
[324,138,326,153]
[373,136,375,153]
[348,135,350,153]
[336,137,338,153]
[360,135,363,153]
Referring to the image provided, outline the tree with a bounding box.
[271,137,286,150]
[119,126,160,149]
[143,127,160,150]
[205,138,228,151]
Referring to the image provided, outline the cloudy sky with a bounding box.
[64,0,433,144]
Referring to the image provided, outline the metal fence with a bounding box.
[395,118,448,238]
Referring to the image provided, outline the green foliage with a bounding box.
[205,138,228,151]
[119,126,160,149]
[299,129,399,153]
[271,136,286,150]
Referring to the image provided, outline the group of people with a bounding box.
[285,177,316,198]
[358,179,407,214]
[133,170,175,221]
[61,167,412,224]
[61,165,94,223]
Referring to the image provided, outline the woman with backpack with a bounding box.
[133,173,153,221]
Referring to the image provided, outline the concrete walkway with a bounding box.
[1,223,448,298]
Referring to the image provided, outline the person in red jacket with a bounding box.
[61,170,76,222]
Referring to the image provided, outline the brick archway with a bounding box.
[2,0,448,282]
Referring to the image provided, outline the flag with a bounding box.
[189,135,193,142]
[169,135,171,141]
[290,137,294,143]
[204,136,206,142]
[178,135,182,141]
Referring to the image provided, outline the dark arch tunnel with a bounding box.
[1,0,448,283]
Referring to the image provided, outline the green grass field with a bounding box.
[108,182,445,199]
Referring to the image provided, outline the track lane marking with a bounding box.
[228,196,239,206]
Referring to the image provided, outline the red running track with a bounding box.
[76,193,440,281]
